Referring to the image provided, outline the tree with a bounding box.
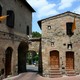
[32,31,41,38]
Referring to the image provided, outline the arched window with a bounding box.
[6,10,15,28]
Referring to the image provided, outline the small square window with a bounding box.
[67,43,72,49]
[51,42,54,46]
[48,25,51,30]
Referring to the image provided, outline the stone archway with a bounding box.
[66,51,74,70]
[5,47,13,77]
[18,41,28,74]
[50,50,59,69]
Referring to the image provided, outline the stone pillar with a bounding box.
[38,38,43,74]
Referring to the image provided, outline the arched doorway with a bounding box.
[18,41,28,74]
[66,51,74,70]
[5,47,13,77]
[50,50,59,69]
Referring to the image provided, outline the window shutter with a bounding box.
[6,10,15,28]
[66,22,74,37]
[0,5,2,16]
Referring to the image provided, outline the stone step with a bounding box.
[49,69,62,78]
[49,70,60,73]
[49,74,62,78]
[67,74,76,76]
[49,69,61,73]
[49,73,61,75]
[66,70,76,76]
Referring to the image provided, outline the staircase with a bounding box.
[66,70,76,76]
[49,68,62,78]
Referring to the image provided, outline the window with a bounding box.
[51,42,54,47]
[66,22,74,37]
[0,5,2,16]
[26,26,29,35]
[0,5,2,23]
[67,43,72,50]
[6,10,15,28]
[47,25,51,30]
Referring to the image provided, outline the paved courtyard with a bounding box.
[27,65,38,72]
[3,72,80,80]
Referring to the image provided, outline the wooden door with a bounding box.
[50,50,59,69]
[66,52,74,70]
[5,47,12,77]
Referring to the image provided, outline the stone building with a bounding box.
[38,11,80,77]
[0,0,35,78]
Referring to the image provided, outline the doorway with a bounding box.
[5,47,13,77]
[50,50,59,69]
[66,51,74,70]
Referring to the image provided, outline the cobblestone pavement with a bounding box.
[3,72,80,80]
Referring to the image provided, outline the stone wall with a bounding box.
[29,41,40,53]
[0,0,32,35]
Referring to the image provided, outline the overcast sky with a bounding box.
[27,0,80,33]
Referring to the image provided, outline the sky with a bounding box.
[27,0,80,33]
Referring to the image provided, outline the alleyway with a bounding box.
[3,72,80,80]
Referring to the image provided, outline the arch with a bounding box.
[66,51,74,70]
[5,47,13,77]
[50,50,59,69]
[18,41,28,74]
[4,44,14,50]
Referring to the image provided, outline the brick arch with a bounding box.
[50,50,59,69]
[4,44,14,51]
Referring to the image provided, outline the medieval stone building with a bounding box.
[0,0,35,78]
[38,11,80,77]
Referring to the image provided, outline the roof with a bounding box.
[38,11,80,29]
[20,0,35,12]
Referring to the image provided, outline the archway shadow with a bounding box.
[18,41,28,74]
